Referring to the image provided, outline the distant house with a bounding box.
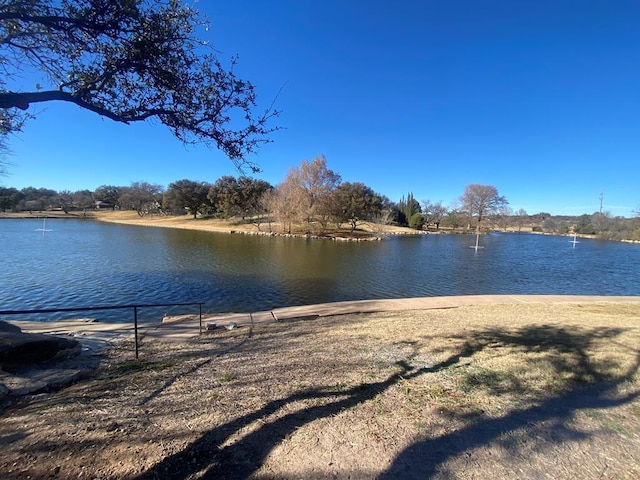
[94,201,114,210]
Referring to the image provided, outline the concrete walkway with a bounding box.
[10,295,640,344]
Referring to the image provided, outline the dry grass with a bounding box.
[90,210,421,237]
[1,301,639,479]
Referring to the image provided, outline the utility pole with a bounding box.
[597,188,604,232]
[599,189,604,216]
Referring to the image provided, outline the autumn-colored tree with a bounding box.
[267,175,302,234]
[276,156,341,231]
[296,156,341,229]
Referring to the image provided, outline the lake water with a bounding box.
[1,218,639,322]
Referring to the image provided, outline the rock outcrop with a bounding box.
[0,321,81,371]
[0,321,101,407]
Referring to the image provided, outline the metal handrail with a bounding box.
[0,302,204,358]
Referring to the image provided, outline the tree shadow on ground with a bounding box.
[379,324,640,479]
[137,326,254,407]
[135,323,639,480]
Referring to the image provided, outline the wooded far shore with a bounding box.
[2,209,639,243]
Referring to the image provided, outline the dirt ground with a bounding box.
[83,210,427,237]
[1,301,639,479]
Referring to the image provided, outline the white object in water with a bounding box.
[35,218,53,236]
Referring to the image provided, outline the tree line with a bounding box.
[1,2,638,242]
[0,156,393,235]
[2,155,638,240]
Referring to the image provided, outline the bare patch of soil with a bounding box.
[1,302,639,479]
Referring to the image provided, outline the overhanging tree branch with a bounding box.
[0,0,280,170]
[0,90,127,122]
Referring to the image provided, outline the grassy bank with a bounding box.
[91,210,424,238]
[1,300,639,479]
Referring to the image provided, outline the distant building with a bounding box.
[94,201,114,210]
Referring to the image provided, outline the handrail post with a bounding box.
[0,301,205,357]
[133,306,139,358]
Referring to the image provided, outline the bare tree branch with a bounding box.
[0,0,280,169]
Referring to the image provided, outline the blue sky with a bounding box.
[3,0,639,216]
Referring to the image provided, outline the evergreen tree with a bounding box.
[397,192,421,226]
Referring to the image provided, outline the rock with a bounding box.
[0,331,80,371]
[0,368,89,396]
[0,320,22,334]
[0,329,107,408]
[0,382,9,401]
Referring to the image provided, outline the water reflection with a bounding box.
[0,219,638,321]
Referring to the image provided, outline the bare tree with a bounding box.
[494,205,513,232]
[119,181,164,216]
[515,208,529,232]
[73,189,95,215]
[296,156,341,230]
[249,190,273,232]
[278,156,341,232]
[370,208,394,236]
[259,190,277,232]
[0,137,10,177]
[459,184,508,233]
[267,174,303,234]
[421,200,447,230]
[55,190,74,213]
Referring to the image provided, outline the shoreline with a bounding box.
[4,210,637,243]
[10,294,640,342]
[0,210,426,239]
[92,210,428,239]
